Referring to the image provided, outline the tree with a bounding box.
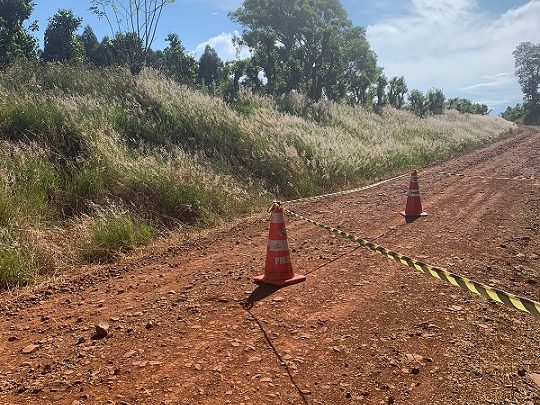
[110,31,143,71]
[79,25,99,64]
[408,89,426,117]
[93,36,114,67]
[230,0,378,101]
[335,26,378,103]
[388,76,408,109]
[375,75,387,111]
[42,9,83,63]
[0,0,37,68]
[474,103,489,115]
[447,97,466,112]
[501,104,525,123]
[426,88,445,115]
[446,97,489,115]
[198,45,222,88]
[163,33,197,84]
[513,42,540,124]
[89,0,175,73]
[243,58,263,93]
[146,48,164,70]
[222,59,247,103]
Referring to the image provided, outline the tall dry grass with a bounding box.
[0,63,516,286]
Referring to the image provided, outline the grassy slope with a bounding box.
[0,63,516,286]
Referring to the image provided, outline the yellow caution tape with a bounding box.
[284,173,409,205]
[285,207,540,318]
[283,170,537,208]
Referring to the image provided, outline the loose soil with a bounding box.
[1,127,540,405]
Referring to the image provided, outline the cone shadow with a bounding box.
[242,283,282,310]
[401,212,427,223]
[405,216,420,224]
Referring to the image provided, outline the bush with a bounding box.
[0,191,17,228]
[276,92,333,123]
[0,223,28,286]
[118,170,226,226]
[61,161,110,216]
[86,213,157,263]
[0,156,60,224]
[0,249,26,287]
[0,100,89,163]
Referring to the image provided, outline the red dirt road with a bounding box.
[1,127,540,405]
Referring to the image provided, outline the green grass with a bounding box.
[86,213,157,263]
[0,62,517,287]
[0,192,17,228]
[0,248,26,286]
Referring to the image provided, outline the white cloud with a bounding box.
[193,31,251,61]
[482,72,514,81]
[462,75,513,92]
[412,0,476,21]
[367,0,540,112]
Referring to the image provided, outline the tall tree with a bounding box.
[426,88,445,115]
[79,25,99,64]
[42,9,83,63]
[163,33,197,84]
[0,0,37,67]
[243,58,263,93]
[343,28,379,105]
[513,42,540,124]
[230,0,378,101]
[198,45,222,88]
[222,59,247,102]
[408,89,426,118]
[110,31,143,71]
[375,74,387,111]
[388,76,408,109]
[89,0,175,73]
[94,36,114,67]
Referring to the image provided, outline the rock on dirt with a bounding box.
[21,344,39,354]
[92,323,109,340]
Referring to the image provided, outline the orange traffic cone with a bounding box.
[400,170,428,219]
[253,204,306,287]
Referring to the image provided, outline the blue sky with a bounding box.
[30,0,540,113]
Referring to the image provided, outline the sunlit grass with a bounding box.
[0,63,516,286]
[85,212,157,263]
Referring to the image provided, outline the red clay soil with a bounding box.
[1,127,540,405]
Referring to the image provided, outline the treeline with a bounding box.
[2,0,489,118]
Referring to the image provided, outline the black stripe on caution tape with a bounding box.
[285,207,540,318]
[284,173,409,205]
